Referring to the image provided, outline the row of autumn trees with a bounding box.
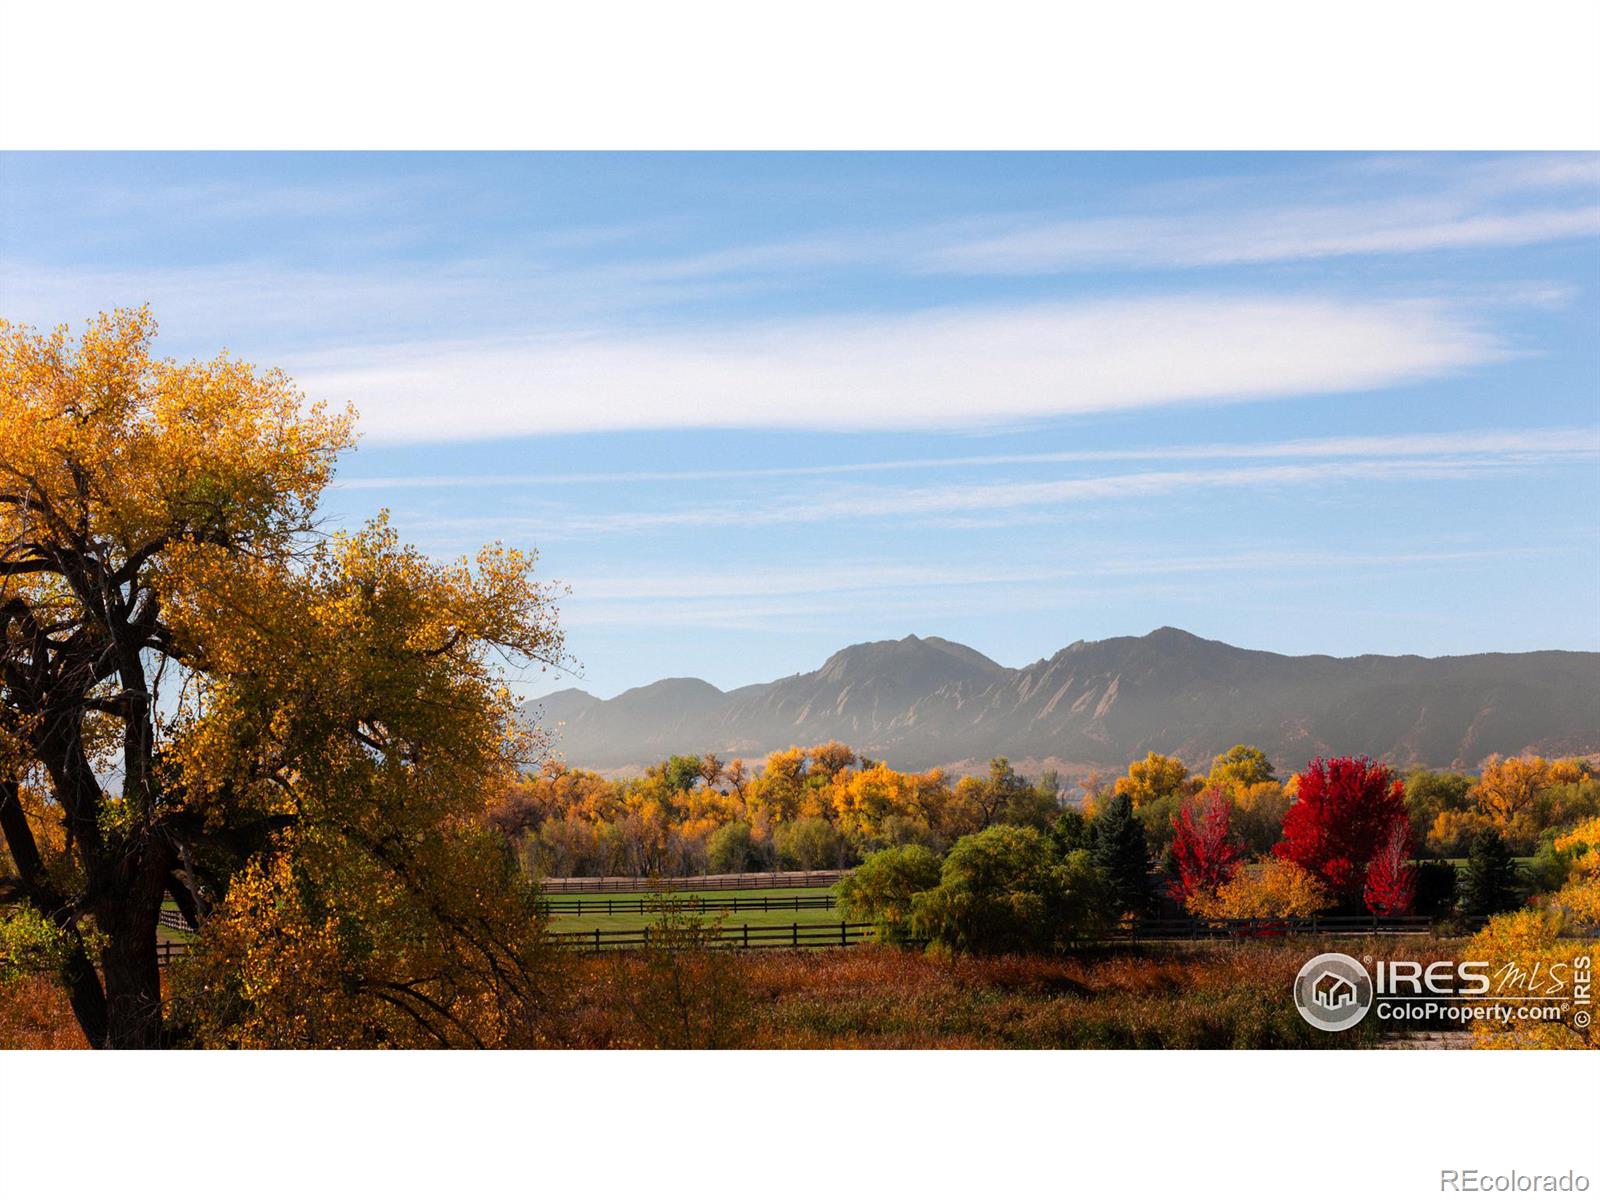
[489,747,1063,877]
[834,752,1600,955]
[490,740,1599,921]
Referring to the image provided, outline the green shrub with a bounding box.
[1527,842,1577,895]
[836,843,942,944]
[707,821,762,874]
[773,817,844,870]
[614,893,753,1048]
[1051,808,1091,856]
[910,825,1105,955]
[874,814,943,855]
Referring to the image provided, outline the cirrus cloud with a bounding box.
[295,293,1505,443]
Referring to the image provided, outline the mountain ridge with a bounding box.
[526,629,1600,775]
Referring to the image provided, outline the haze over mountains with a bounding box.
[527,628,1600,777]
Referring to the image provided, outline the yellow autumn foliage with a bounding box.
[2,309,566,1047]
[1460,909,1598,1050]
[1113,752,1202,809]
[1186,858,1332,920]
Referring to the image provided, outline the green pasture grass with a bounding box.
[540,885,842,935]
[539,885,835,903]
[146,889,843,938]
[545,910,855,935]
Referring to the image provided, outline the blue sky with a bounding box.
[2,152,1598,699]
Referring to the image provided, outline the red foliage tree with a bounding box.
[1168,788,1243,903]
[1363,818,1417,916]
[1274,756,1407,908]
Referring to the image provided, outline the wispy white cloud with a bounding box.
[296,295,1502,442]
[918,154,1600,274]
[561,586,1187,633]
[571,545,1560,602]
[0,259,502,349]
[917,204,1600,274]
[333,426,1600,490]
[7,155,1590,444]
[558,544,1567,631]
[405,443,1596,538]
[6,154,1590,446]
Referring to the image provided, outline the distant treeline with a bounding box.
[490,743,1598,884]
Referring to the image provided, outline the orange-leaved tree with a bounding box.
[0,309,566,1047]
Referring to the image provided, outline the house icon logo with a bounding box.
[1313,971,1357,1010]
[1293,952,1374,1032]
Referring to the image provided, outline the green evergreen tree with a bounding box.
[1092,793,1152,917]
[1051,808,1091,856]
[1460,828,1523,916]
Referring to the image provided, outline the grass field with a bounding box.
[3,937,1478,1051]
[151,891,841,938]
[1437,857,1537,867]
[541,885,839,934]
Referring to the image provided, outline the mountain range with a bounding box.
[525,628,1600,777]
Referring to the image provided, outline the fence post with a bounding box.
[792,921,798,948]
[840,922,846,947]
[593,928,600,951]
[743,923,749,948]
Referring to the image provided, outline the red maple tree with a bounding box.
[1274,756,1407,908]
[1363,818,1417,916]
[1168,788,1243,903]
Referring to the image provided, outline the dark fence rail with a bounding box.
[548,913,1450,952]
[1108,914,1440,941]
[549,921,879,951]
[539,870,848,894]
[540,894,839,916]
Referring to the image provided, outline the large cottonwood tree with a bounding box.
[0,309,565,1047]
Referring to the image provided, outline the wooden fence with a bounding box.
[538,869,848,894]
[546,913,1449,952]
[158,908,195,933]
[539,894,839,916]
[147,912,1459,967]
[1107,914,1440,941]
[550,921,880,951]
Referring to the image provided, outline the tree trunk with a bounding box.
[96,845,172,1049]
[99,908,165,1049]
[61,939,111,1049]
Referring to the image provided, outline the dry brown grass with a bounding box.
[3,939,1473,1050]
[552,940,1464,1049]
[0,975,89,1049]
